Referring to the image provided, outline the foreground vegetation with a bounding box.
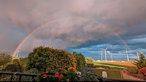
[0,47,146,81]
[27,47,77,72]
[0,46,88,81]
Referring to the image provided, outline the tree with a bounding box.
[134,52,146,69]
[27,46,76,72]
[0,52,11,71]
[0,52,11,66]
[73,52,85,70]
[85,57,95,67]
[12,58,28,72]
[19,58,28,72]
[3,63,21,72]
[85,58,94,64]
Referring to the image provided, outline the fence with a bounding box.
[0,72,37,82]
[0,71,144,82]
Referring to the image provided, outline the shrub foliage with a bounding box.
[73,52,85,70]
[134,52,146,69]
[27,46,76,72]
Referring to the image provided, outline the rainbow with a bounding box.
[12,17,130,57]
[12,17,59,57]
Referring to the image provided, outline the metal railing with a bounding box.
[0,71,145,82]
[0,72,37,82]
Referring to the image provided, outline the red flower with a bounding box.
[54,72,63,81]
[42,71,48,78]
[58,74,63,81]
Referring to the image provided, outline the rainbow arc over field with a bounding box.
[12,17,130,58]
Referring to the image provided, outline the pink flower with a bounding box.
[54,72,59,78]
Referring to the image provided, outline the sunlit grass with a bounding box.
[93,62,127,69]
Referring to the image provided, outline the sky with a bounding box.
[0,0,146,60]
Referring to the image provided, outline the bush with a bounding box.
[27,46,76,72]
[80,67,99,81]
[73,52,85,70]
[85,58,95,65]
[134,52,146,69]
[38,67,79,81]
[3,63,21,72]
[138,67,146,80]
[0,52,11,66]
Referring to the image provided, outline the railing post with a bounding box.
[18,75,22,82]
[0,74,2,81]
[32,76,35,82]
[0,72,37,81]
[10,74,13,82]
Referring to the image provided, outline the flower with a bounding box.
[39,67,79,81]
[68,67,76,72]
[54,72,63,81]
[54,72,59,78]
[58,74,63,81]
[76,71,81,77]
[42,71,48,78]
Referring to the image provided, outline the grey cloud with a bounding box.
[0,0,146,54]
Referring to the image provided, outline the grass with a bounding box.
[95,68,122,79]
[93,62,123,79]
[94,62,137,79]
[93,62,127,69]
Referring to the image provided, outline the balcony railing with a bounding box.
[0,71,145,82]
[0,72,37,82]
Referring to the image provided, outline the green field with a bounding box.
[93,62,128,69]
[94,62,124,79]
[95,68,122,79]
[94,62,137,79]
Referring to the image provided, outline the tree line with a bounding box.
[0,46,86,73]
